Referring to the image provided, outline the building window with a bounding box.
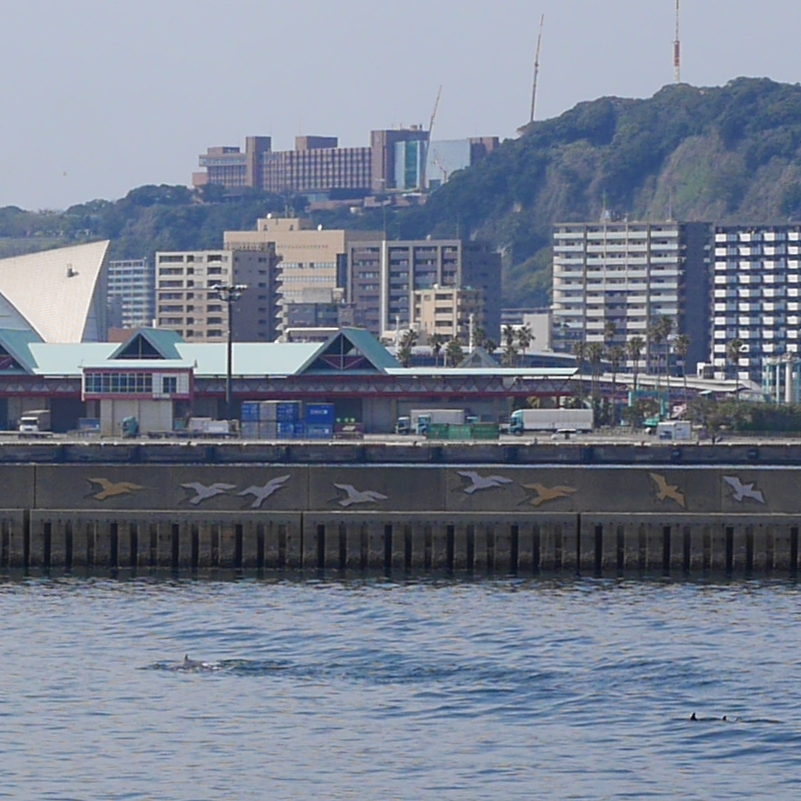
[162,375,178,395]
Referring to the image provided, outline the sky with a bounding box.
[1,0,800,211]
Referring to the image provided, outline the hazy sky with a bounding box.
[1,0,800,210]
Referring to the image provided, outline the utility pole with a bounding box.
[212,283,247,424]
[529,14,545,124]
[674,0,681,84]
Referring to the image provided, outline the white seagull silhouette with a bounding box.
[238,475,291,508]
[333,484,388,508]
[181,482,236,505]
[723,476,765,504]
[456,471,514,494]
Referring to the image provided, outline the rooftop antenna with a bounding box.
[529,14,545,124]
[674,0,681,84]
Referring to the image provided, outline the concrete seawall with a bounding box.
[1,461,800,575]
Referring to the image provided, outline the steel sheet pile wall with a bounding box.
[1,463,800,575]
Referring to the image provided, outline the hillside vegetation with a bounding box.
[5,78,801,308]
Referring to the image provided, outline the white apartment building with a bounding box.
[552,221,711,371]
[108,259,154,329]
[712,226,801,382]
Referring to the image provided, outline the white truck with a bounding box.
[18,409,51,435]
[396,409,467,435]
[508,408,593,435]
[656,420,692,441]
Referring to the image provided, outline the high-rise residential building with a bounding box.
[193,130,498,197]
[346,239,502,339]
[412,286,484,342]
[107,258,154,329]
[154,247,281,342]
[552,221,712,371]
[712,225,801,382]
[224,216,379,331]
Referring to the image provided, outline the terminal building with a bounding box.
[0,327,574,434]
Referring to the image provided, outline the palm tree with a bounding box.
[502,324,519,367]
[673,333,691,402]
[626,336,644,395]
[472,325,487,351]
[586,342,605,403]
[397,329,418,368]
[445,337,464,367]
[648,318,665,392]
[430,333,447,367]
[572,340,587,402]
[516,325,533,364]
[609,345,625,425]
[727,337,745,400]
[657,316,674,409]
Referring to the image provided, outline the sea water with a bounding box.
[1,575,800,800]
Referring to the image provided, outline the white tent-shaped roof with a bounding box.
[0,241,109,342]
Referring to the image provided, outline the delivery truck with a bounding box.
[508,408,593,435]
[395,408,467,435]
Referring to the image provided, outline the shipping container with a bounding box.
[305,403,335,424]
[258,422,279,439]
[240,421,260,439]
[240,402,260,422]
[447,424,473,441]
[305,423,333,440]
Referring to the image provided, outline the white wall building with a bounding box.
[713,225,801,383]
[552,221,711,371]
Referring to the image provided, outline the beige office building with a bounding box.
[155,247,281,341]
[224,217,379,330]
[412,286,484,341]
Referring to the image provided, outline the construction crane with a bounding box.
[529,14,545,125]
[420,85,442,191]
[674,0,681,84]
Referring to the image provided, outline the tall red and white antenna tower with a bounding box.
[529,14,545,124]
[674,0,681,84]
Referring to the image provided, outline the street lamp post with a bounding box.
[211,283,247,423]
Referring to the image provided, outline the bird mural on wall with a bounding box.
[723,476,766,504]
[333,484,388,508]
[181,482,237,505]
[87,477,144,501]
[238,476,291,509]
[521,483,577,507]
[649,473,686,508]
[456,471,514,494]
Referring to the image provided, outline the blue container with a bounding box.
[240,402,260,422]
[305,403,335,424]
[277,421,297,439]
[276,401,301,422]
[305,423,333,440]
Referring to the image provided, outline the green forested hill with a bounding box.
[6,77,801,308]
[391,77,801,306]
